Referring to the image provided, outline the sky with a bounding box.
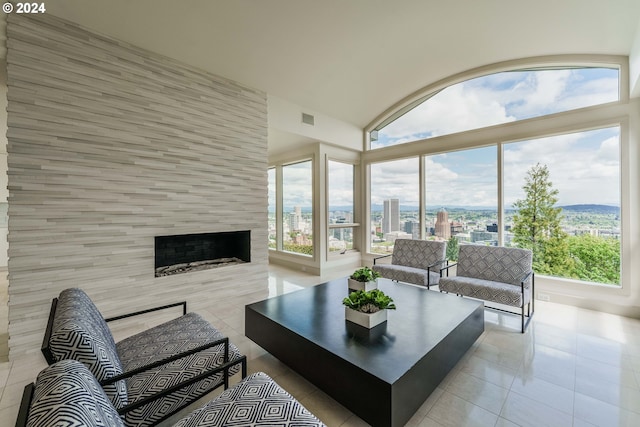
[369,126,620,209]
[374,68,619,147]
[271,67,621,212]
[370,68,620,209]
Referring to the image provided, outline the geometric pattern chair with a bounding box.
[16,360,326,427]
[173,372,327,427]
[19,359,126,427]
[373,239,447,289]
[439,244,534,332]
[41,288,247,427]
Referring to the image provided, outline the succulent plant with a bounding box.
[342,289,396,313]
[349,266,381,282]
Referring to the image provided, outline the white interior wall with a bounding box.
[629,16,640,98]
[268,95,362,154]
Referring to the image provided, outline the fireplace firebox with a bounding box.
[155,230,250,277]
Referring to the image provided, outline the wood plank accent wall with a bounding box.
[5,14,268,358]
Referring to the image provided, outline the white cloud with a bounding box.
[370,129,620,210]
[282,161,312,209]
[381,83,514,141]
[503,130,620,207]
[426,152,497,207]
[370,158,419,205]
[376,69,619,148]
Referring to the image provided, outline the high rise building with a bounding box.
[289,206,302,231]
[382,198,400,234]
[288,212,299,231]
[435,208,451,239]
[404,219,420,239]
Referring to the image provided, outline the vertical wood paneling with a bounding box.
[6,14,268,358]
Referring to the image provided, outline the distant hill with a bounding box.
[324,204,620,214]
[560,204,620,214]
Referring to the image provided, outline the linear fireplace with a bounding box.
[155,230,251,277]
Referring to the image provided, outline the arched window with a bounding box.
[370,67,619,149]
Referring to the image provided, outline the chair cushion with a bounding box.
[26,359,125,427]
[391,239,446,269]
[372,264,441,287]
[456,245,532,286]
[173,372,326,427]
[117,312,244,427]
[49,288,128,409]
[439,276,531,307]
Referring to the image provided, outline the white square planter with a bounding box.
[345,307,387,328]
[347,278,378,292]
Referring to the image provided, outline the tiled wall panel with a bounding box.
[5,14,268,358]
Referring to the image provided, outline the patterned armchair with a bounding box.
[438,245,534,333]
[17,359,326,427]
[372,239,447,289]
[41,288,247,427]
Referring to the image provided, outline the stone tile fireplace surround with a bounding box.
[5,14,268,358]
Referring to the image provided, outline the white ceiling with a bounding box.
[26,1,640,144]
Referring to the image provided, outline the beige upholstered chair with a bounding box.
[439,244,534,332]
[373,239,447,289]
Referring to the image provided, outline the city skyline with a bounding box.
[270,202,621,214]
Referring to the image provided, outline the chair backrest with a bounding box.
[391,239,446,269]
[457,245,532,286]
[21,359,125,427]
[44,288,128,409]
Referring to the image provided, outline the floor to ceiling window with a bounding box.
[366,59,623,287]
[370,158,419,254]
[328,160,356,254]
[268,167,276,250]
[282,160,313,256]
[503,127,621,285]
[425,146,498,258]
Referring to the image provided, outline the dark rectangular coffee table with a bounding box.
[245,278,484,427]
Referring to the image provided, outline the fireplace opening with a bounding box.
[155,230,250,277]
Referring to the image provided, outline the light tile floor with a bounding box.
[2,264,640,426]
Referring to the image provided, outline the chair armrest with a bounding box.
[440,262,457,273]
[15,383,35,427]
[100,337,231,386]
[104,301,187,322]
[115,355,247,416]
[373,254,392,265]
[427,259,448,270]
[519,270,534,288]
[41,299,59,364]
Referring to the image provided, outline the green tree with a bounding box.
[283,243,313,255]
[566,234,620,285]
[446,236,459,261]
[511,163,572,273]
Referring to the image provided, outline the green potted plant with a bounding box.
[348,266,381,291]
[342,288,396,328]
